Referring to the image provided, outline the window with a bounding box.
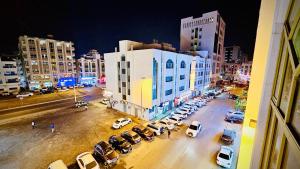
[128,89,130,95]
[165,76,173,82]
[122,69,126,74]
[179,86,185,91]
[122,82,126,87]
[121,55,125,61]
[200,72,203,76]
[165,89,172,96]
[118,87,121,93]
[127,62,130,68]
[127,76,130,82]
[180,61,186,68]
[122,95,126,100]
[180,75,185,80]
[166,59,174,69]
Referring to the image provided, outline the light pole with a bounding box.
[140,77,146,118]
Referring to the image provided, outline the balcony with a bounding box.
[4,72,18,76]
[3,65,16,68]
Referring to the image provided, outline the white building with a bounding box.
[180,10,226,84]
[189,51,211,96]
[105,40,193,120]
[0,58,19,95]
[19,35,76,90]
[77,49,105,86]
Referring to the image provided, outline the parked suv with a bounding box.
[75,101,88,108]
[158,119,175,130]
[217,146,234,168]
[221,129,236,144]
[108,135,132,154]
[93,141,119,166]
[121,131,141,144]
[225,110,244,123]
[167,116,183,126]
[186,121,202,137]
[146,123,165,136]
[132,125,154,141]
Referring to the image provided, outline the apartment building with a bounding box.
[237,0,300,168]
[180,10,226,84]
[224,46,242,63]
[78,49,105,86]
[104,40,192,120]
[18,35,76,90]
[223,63,241,81]
[189,51,211,96]
[0,58,19,95]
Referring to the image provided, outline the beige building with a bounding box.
[19,35,76,90]
[0,58,19,95]
[237,0,300,168]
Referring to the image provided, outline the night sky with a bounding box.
[1,0,261,58]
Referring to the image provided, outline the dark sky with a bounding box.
[0,0,261,58]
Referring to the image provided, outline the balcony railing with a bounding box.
[3,66,16,68]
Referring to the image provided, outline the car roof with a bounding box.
[78,152,94,164]
[220,146,233,155]
[191,121,200,126]
[48,160,68,169]
[117,118,125,121]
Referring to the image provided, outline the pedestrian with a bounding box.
[31,121,35,129]
[167,129,171,138]
[50,123,55,133]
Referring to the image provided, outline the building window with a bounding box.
[127,76,130,82]
[165,89,172,96]
[122,82,126,87]
[165,76,173,82]
[127,62,130,68]
[122,69,126,74]
[152,58,158,100]
[118,87,121,93]
[200,72,203,76]
[180,61,186,68]
[121,55,125,61]
[122,95,126,100]
[166,59,174,69]
[128,89,130,95]
[179,86,185,91]
[180,75,185,80]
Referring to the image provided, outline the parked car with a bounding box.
[225,111,244,123]
[182,105,197,113]
[221,129,236,144]
[228,94,238,100]
[108,135,132,154]
[183,103,198,111]
[175,109,189,117]
[186,121,202,137]
[217,146,234,168]
[16,92,33,98]
[40,87,53,94]
[1,91,10,96]
[48,160,68,169]
[146,123,165,136]
[121,131,142,144]
[112,118,132,129]
[93,141,119,166]
[100,98,109,105]
[158,119,175,130]
[76,152,100,169]
[167,116,183,126]
[58,87,69,92]
[75,101,88,108]
[132,125,154,141]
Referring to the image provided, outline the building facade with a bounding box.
[223,62,241,81]
[180,10,226,84]
[224,46,242,63]
[189,51,211,96]
[0,58,19,95]
[78,49,105,86]
[237,0,300,168]
[105,40,193,120]
[18,35,76,90]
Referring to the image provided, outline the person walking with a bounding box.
[167,129,171,138]
[31,121,35,129]
[50,123,55,133]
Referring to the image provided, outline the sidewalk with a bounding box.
[151,108,175,121]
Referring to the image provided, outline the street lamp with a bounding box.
[140,77,146,118]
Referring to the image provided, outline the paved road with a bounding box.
[0,93,241,169]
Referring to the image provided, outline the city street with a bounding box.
[0,92,241,169]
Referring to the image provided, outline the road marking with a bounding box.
[0,95,87,112]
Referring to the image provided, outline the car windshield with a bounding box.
[105,147,114,155]
[189,125,198,130]
[142,128,148,133]
[170,118,176,121]
[132,133,139,139]
[159,121,166,125]
[86,161,97,169]
[117,138,126,144]
[115,120,121,123]
[219,153,229,160]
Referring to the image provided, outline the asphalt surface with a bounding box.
[0,92,241,169]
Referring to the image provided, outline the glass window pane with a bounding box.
[288,0,300,27]
[269,119,284,169]
[291,77,300,141]
[292,22,300,61]
[274,42,287,99]
[281,142,300,169]
[280,61,293,115]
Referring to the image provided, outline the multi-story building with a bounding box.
[224,46,242,63]
[237,0,300,168]
[18,35,76,90]
[105,40,192,120]
[223,62,241,81]
[189,51,211,96]
[0,58,19,95]
[77,49,105,86]
[180,10,226,84]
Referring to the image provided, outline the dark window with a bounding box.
[122,95,126,100]
[127,76,130,82]
[165,89,172,96]
[121,55,125,61]
[122,82,126,87]
[127,62,130,68]
[180,61,186,68]
[213,33,218,53]
[180,75,185,80]
[165,76,173,82]
[128,89,130,95]
[122,69,126,74]
[118,87,121,93]
[199,28,202,31]
[166,59,174,69]
[179,86,185,91]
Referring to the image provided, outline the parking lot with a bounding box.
[0,92,242,169]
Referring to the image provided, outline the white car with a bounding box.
[182,104,197,112]
[217,146,234,168]
[76,152,100,169]
[100,98,109,105]
[1,91,10,96]
[173,111,188,119]
[167,116,183,126]
[16,92,33,98]
[184,102,198,110]
[158,119,175,130]
[48,160,68,169]
[112,118,132,129]
[186,121,202,137]
[146,123,165,136]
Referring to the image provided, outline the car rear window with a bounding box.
[219,153,229,160]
